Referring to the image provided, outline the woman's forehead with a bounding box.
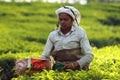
[59,13,73,19]
[59,13,68,16]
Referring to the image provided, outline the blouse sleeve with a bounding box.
[40,33,54,60]
[77,30,94,69]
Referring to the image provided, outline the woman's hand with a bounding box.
[62,61,80,71]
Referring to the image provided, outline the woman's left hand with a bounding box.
[62,61,80,71]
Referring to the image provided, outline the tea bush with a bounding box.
[0,2,120,80]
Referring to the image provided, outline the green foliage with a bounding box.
[0,2,120,54]
[0,45,119,80]
[12,45,119,80]
[0,2,120,80]
[0,54,16,80]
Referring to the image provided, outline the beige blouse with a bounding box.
[41,25,94,69]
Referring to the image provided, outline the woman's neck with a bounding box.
[61,26,72,35]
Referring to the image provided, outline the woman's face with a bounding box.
[58,13,73,29]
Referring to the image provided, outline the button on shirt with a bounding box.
[41,25,94,69]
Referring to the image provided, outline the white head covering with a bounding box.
[55,6,81,26]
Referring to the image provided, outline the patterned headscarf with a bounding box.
[56,6,81,26]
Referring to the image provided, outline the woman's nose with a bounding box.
[61,20,65,24]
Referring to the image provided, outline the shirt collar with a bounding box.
[57,25,76,35]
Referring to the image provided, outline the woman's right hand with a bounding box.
[61,61,80,71]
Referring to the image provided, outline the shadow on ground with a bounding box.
[90,37,120,48]
[98,16,120,26]
[25,36,46,44]
[25,36,120,48]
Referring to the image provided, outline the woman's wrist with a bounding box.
[73,61,80,69]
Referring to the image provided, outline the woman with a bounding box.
[41,6,94,71]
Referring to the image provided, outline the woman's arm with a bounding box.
[77,30,94,69]
[41,33,54,60]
